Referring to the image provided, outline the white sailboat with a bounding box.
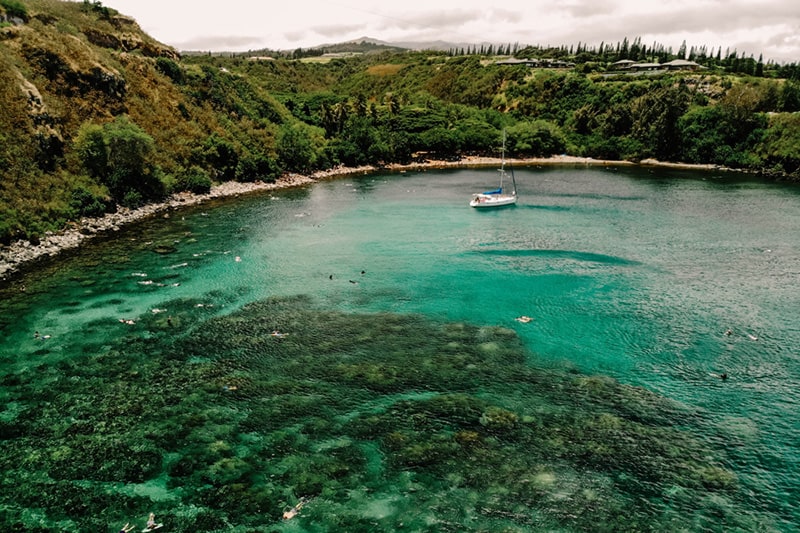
[470,130,517,208]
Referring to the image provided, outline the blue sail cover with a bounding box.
[483,188,502,195]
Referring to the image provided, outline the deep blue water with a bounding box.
[1,166,799,532]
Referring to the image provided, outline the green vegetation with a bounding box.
[0,0,28,21]
[1,0,800,244]
[74,115,165,206]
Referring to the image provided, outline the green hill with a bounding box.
[0,0,290,244]
[2,0,800,245]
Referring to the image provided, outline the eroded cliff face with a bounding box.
[83,27,180,60]
[0,0,189,171]
[2,2,180,117]
[16,72,64,171]
[2,20,129,170]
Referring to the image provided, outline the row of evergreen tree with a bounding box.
[225,35,799,79]
[441,36,800,79]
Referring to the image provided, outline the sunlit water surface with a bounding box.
[1,166,799,532]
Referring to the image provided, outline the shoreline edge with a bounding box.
[0,155,723,280]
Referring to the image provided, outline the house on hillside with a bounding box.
[662,59,704,71]
[610,59,635,70]
[495,58,537,66]
[628,62,662,72]
[495,58,575,69]
[610,58,705,72]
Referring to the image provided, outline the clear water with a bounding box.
[1,166,799,532]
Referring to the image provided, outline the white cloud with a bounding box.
[102,0,799,63]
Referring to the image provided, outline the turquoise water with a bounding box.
[1,166,799,531]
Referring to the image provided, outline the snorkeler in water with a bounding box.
[283,497,310,520]
[142,513,162,531]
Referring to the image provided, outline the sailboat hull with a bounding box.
[470,194,517,208]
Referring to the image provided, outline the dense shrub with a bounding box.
[236,152,280,182]
[508,120,566,157]
[155,57,184,84]
[276,123,326,173]
[70,185,109,217]
[0,207,20,244]
[194,134,238,181]
[74,116,165,205]
[0,0,28,22]
[179,165,212,194]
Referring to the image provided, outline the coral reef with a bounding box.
[0,294,759,531]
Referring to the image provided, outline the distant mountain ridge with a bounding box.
[316,36,494,53]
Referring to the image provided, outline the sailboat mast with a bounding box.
[501,129,506,171]
[499,129,515,196]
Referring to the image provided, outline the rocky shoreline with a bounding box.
[0,164,387,280]
[0,155,712,280]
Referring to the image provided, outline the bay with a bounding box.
[1,166,798,531]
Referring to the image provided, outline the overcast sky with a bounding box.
[103,0,799,64]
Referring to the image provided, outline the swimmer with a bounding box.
[724,328,733,336]
[143,512,162,531]
[283,497,309,520]
[119,523,134,533]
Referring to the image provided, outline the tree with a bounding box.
[507,121,566,157]
[197,134,238,181]
[74,116,165,206]
[678,106,729,163]
[276,123,325,173]
[780,81,800,112]
[419,127,462,158]
[74,123,108,180]
[678,40,687,60]
[630,86,690,160]
[757,113,800,175]
[236,152,280,182]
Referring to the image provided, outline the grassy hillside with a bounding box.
[0,0,288,243]
[2,0,800,245]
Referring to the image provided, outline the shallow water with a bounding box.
[1,166,799,531]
